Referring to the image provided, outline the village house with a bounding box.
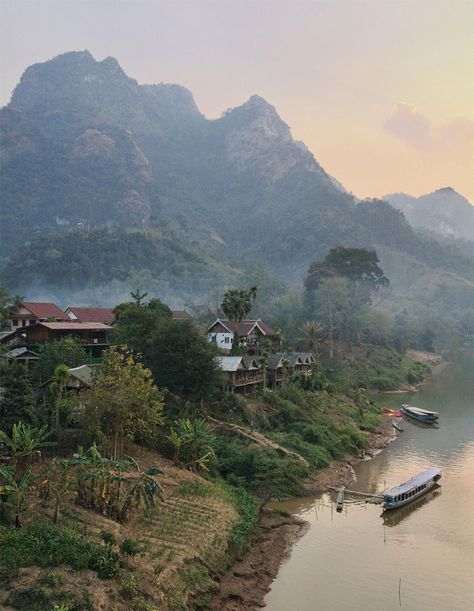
[171,310,192,320]
[0,321,112,362]
[216,356,264,392]
[37,364,97,422]
[9,301,68,330]
[65,306,116,324]
[1,346,40,368]
[207,319,275,354]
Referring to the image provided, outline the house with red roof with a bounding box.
[65,306,116,324]
[170,310,192,320]
[10,301,68,330]
[207,318,275,354]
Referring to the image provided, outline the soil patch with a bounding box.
[208,510,308,611]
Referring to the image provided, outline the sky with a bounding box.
[1,0,473,201]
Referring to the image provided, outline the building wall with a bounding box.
[10,306,37,330]
[208,331,234,351]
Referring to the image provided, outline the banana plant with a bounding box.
[0,465,33,528]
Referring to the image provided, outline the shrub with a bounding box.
[100,530,117,547]
[120,538,142,559]
[0,521,120,579]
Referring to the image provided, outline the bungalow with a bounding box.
[10,301,68,330]
[266,352,316,386]
[36,364,97,421]
[1,346,40,368]
[281,352,316,376]
[216,356,264,393]
[266,354,286,387]
[65,306,116,324]
[207,319,275,354]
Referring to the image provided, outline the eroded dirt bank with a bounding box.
[208,510,309,611]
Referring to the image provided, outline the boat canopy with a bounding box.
[402,405,438,416]
[384,468,441,497]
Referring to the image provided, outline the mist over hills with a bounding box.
[0,50,472,308]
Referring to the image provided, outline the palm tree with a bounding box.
[300,320,323,355]
[221,286,258,322]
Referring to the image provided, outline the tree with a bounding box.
[130,289,148,306]
[148,319,220,400]
[313,277,350,358]
[305,248,390,347]
[305,247,389,308]
[50,364,70,434]
[82,347,164,459]
[111,297,171,355]
[0,362,36,434]
[221,286,258,322]
[300,320,323,355]
[324,247,389,291]
[34,338,88,384]
[0,288,23,330]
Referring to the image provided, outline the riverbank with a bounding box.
[382,350,449,393]
[210,414,395,610]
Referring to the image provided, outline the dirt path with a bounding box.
[207,415,310,468]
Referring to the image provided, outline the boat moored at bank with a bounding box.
[383,467,441,510]
[401,404,439,423]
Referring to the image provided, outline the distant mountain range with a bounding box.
[384,188,474,242]
[0,51,472,306]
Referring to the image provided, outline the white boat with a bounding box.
[401,404,439,423]
[383,467,441,510]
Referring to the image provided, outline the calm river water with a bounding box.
[265,364,474,611]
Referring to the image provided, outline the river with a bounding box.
[265,364,474,611]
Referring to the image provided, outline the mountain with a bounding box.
[384,188,474,242]
[0,51,473,306]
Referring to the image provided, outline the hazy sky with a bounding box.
[1,0,473,200]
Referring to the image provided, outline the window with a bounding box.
[22,319,26,327]
[12,319,18,326]
[224,336,230,344]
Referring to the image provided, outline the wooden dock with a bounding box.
[329,486,383,505]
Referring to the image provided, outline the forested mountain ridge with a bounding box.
[384,187,474,242]
[1,50,473,303]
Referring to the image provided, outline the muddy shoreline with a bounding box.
[210,415,395,610]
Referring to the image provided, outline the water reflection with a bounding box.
[382,486,442,527]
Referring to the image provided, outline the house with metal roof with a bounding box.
[207,318,275,354]
[1,346,40,367]
[216,355,264,392]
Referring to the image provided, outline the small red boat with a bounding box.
[382,407,403,417]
